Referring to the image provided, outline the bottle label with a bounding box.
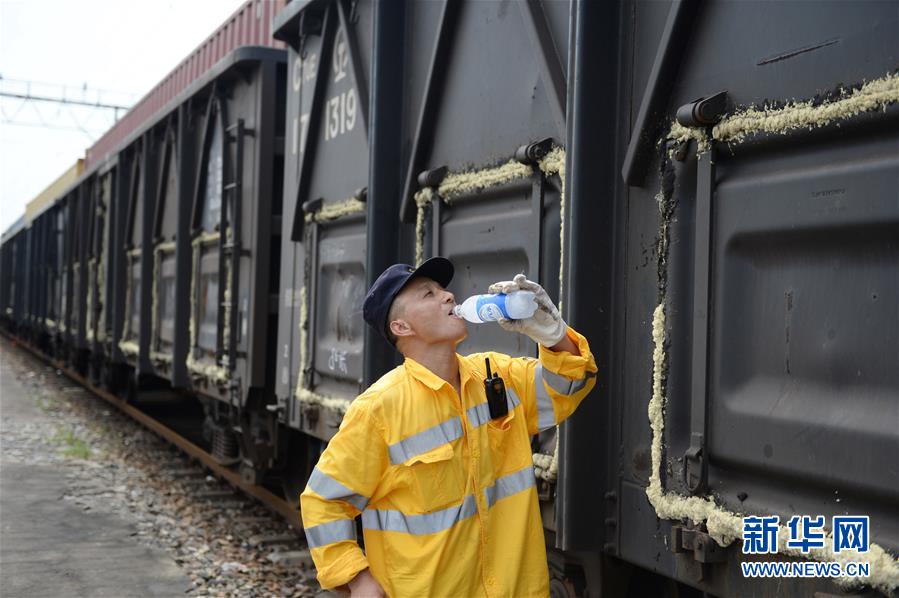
[476,295,510,321]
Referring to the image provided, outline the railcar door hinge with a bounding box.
[514,137,554,165]
[417,166,447,189]
[676,91,728,128]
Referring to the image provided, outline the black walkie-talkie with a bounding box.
[484,358,508,420]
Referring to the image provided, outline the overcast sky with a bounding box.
[0,0,249,235]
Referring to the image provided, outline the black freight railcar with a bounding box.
[60,180,93,372]
[23,212,42,344]
[0,0,895,594]
[111,47,287,474]
[271,0,378,498]
[2,1,289,472]
[117,137,153,384]
[83,165,117,385]
[558,1,899,596]
[39,1,290,427]
[40,202,66,355]
[181,48,287,480]
[25,202,62,354]
[0,3,289,481]
[54,191,75,359]
[1,205,59,352]
[268,0,898,595]
[0,218,26,333]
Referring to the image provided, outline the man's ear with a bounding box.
[389,318,413,339]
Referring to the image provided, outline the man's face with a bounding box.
[390,277,467,346]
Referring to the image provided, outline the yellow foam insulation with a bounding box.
[85,259,96,342]
[667,121,711,154]
[151,241,176,364]
[94,200,108,344]
[304,197,366,225]
[73,263,81,333]
[185,231,229,384]
[437,159,534,202]
[537,147,567,316]
[96,251,107,343]
[413,188,434,267]
[185,355,230,384]
[150,351,173,365]
[118,340,139,358]
[221,258,232,366]
[532,434,560,482]
[292,285,352,415]
[187,232,219,358]
[715,73,899,144]
[648,123,899,589]
[669,72,899,154]
[118,249,141,359]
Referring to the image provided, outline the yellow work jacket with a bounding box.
[300,327,597,597]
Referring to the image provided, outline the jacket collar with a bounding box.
[403,354,479,391]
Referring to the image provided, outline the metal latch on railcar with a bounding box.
[675,91,729,496]
[670,522,727,582]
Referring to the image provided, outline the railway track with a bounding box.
[1,331,302,531]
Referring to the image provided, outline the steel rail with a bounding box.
[0,332,302,531]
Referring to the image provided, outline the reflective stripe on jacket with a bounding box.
[300,327,597,597]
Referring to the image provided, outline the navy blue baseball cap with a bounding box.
[363,257,454,344]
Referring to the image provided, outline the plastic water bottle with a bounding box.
[452,291,537,323]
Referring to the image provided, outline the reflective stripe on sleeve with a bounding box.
[535,364,557,431]
[388,417,463,465]
[484,465,537,508]
[362,494,478,535]
[540,365,593,396]
[541,366,571,395]
[307,467,369,512]
[305,518,357,548]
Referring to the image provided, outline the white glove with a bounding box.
[487,274,567,347]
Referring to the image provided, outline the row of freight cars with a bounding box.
[2,0,897,595]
